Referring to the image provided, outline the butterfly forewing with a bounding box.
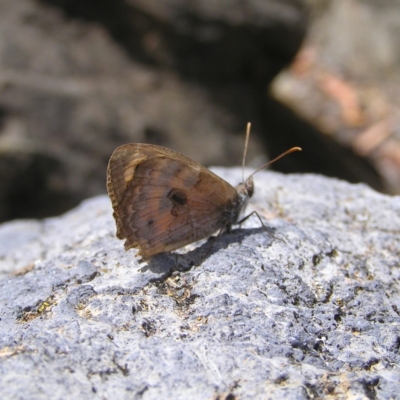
[107,143,240,258]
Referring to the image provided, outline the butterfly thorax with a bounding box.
[224,176,254,229]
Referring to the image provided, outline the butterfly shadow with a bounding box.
[140,226,276,274]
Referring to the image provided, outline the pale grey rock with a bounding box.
[0,169,399,399]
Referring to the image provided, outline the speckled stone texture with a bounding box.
[1,168,399,399]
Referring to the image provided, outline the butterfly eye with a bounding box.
[245,177,254,198]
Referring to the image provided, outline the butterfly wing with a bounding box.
[107,143,240,258]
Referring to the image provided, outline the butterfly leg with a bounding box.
[237,211,285,243]
[237,210,261,226]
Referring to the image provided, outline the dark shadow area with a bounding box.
[260,96,385,191]
[0,152,78,222]
[141,226,269,274]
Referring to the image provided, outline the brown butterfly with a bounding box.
[107,123,301,259]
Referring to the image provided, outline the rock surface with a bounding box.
[1,168,399,399]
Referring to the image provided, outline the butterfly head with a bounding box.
[237,176,254,200]
[230,176,253,227]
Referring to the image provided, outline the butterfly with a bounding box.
[107,123,301,259]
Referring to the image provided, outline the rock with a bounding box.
[271,0,400,193]
[0,168,399,399]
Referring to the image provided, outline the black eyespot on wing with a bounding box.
[168,188,187,206]
[167,188,188,217]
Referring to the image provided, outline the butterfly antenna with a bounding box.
[242,122,251,183]
[247,147,302,180]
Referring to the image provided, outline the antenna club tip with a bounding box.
[285,146,302,156]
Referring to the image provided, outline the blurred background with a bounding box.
[0,0,399,223]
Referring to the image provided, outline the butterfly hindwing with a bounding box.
[107,143,240,258]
